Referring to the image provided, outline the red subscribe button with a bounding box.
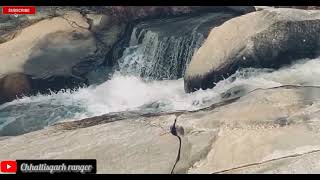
[2,6,36,15]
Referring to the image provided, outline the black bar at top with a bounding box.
[0,0,320,6]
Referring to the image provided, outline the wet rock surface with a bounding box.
[1,85,320,173]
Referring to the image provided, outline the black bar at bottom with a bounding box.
[16,160,96,174]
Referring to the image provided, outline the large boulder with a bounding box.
[0,11,107,103]
[184,8,320,93]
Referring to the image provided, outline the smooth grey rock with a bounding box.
[0,11,105,103]
[1,86,320,173]
[184,8,320,93]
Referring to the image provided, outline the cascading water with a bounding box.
[1,12,320,136]
[2,57,320,136]
[116,12,237,80]
[117,28,204,80]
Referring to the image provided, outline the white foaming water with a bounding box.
[1,58,320,135]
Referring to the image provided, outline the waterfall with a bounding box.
[117,28,204,80]
[116,12,237,80]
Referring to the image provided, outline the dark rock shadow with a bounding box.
[22,30,102,94]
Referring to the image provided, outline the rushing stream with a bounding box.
[1,57,320,136]
[1,12,320,136]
